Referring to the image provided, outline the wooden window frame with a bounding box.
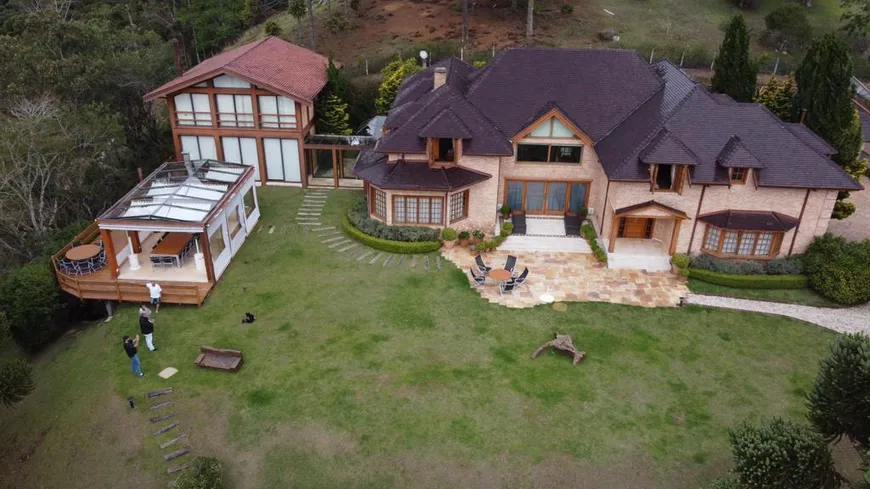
[392,195,444,225]
[174,93,213,127]
[502,179,591,215]
[429,138,459,165]
[729,168,748,185]
[700,225,783,259]
[516,143,583,164]
[449,190,470,223]
[650,164,686,194]
[258,95,298,129]
[216,94,255,128]
[370,187,386,220]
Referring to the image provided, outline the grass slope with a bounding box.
[0,188,839,489]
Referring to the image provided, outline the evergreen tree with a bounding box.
[755,76,796,121]
[807,332,870,448]
[795,34,866,218]
[288,0,307,45]
[375,58,421,114]
[712,14,758,102]
[241,0,262,27]
[319,94,352,135]
[0,359,35,408]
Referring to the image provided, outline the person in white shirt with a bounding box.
[145,282,162,313]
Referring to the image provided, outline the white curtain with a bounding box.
[212,74,250,88]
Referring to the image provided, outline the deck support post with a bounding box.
[101,228,119,279]
[608,213,619,253]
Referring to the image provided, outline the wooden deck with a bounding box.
[52,222,213,306]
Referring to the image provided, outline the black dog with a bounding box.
[241,312,256,324]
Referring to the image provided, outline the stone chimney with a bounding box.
[433,67,447,90]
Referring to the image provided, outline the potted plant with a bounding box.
[458,230,471,247]
[441,228,458,249]
[469,243,478,256]
[472,230,485,245]
[502,222,514,235]
[500,204,511,219]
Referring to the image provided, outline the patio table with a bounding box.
[151,233,194,268]
[489,269,512,282]
[66,244,101,261]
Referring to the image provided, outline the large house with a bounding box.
[354,48,862,266]
[145,36,365,189]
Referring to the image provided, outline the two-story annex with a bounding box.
[354,48,863,268]
[145,36,365,189]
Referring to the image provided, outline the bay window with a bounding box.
[393,196,443,225]
[370,187,386,220]
[702,225,782,258]
[449,190,468,222]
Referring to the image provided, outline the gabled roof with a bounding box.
[613,200,689,219]
[784,123,838,156]
[699,210,799,231]
[716,136,765,169]
[639,129,700,166]
[144,37,330,103]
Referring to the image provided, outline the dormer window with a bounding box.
[429,138,457,164]
[515,114,584,164]
[651,164,686,193]
[529,117,575,138]
[730,168,748,184]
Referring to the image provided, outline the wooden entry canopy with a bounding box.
[608,200,689,254]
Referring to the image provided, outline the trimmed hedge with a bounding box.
[804,233,870,305]
[342,217,441,254]
[689,268,808,289]
[580,223,608,264]
[691,253,804,275]
[347,197,440,242]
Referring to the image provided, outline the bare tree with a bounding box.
[307,0,317,50]
[462,0,469,45]
[526,0,534,44]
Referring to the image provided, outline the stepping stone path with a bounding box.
[295,189,329,227]
[142,387,194,478]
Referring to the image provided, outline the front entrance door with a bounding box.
[619,217,654,239]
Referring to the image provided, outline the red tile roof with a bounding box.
[144,37,329,103]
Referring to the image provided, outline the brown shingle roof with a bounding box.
[639,129,700,166]
[699,210,799,231]
[716,136,765,169]
[352,150,491,190]
[144,37,329,103]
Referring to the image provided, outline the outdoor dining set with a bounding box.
[59,241,108,276]
[149,233,197,269]
[469,255,530,295]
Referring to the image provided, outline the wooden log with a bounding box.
[148,401,173,411]
[149,412,176,423]
[167,463,190,475]
[145,387,173,399]
[159,434,188,450]
[153,421,179,436]
[164,446,191,462]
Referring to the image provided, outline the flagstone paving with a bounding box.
[441,247,688,309]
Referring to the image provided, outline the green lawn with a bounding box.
[687,278,840,308]
[0,188,841,489]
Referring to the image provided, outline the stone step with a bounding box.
[297,222,322,226]
[145,388,173,399]
[356,250,374,262]
[369,252,383,265]
[167,463,190,475]
[148,401,173,411]
[312,226,335,231]
[328,239,351,249]
[149,412,176,424]
[410,256,418,268]
[164,446,191,462]
[338,243,358,253]
[153,422,180,436]
[436,256,442,270]
[297,212,322,216]
[160,434,188,450]
[317,231,341,238]
[383,255,394,267]
[424,256,430,270]
[323,236,346,244]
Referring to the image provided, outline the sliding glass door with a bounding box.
[505,180,589,215]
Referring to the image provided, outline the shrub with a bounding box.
[325,11,351,33]
[690,254,803,276]
[0,359,36,408]
[441,228,457,241]
[707,476,742,489]
[804,233,870,305]
[458,231,470,240]
[0,261,64,351]
[375,58,421,114]
[560,3,574,14]
[688,268,808,289]
[729,417,841,489]
[766,256,804,275]
[580,223,608,264]
[807,333,870,447]
[670,253,690,270]
[502,222,514,234]
[172,457,224,489]
[763,4,812,49]
[343,217,441,254]
[263,20,282,37]
[347,197,440,242]
[472,230,485,240]
[500,204,511,216]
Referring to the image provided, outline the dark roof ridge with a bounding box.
[640,128,701,165]
[607,84,705,177]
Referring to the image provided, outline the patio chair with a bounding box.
[511,211,527,235]
[511,268,529,288]
[499,280,517,295]
[504,255,517,274]
[564,212,582,236]
[469,268,486,287]
[475,254,492,274]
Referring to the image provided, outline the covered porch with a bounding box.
[500,216,591,253]
[303,134,372,188]
[52,159,259,305]
[605,201,688,271]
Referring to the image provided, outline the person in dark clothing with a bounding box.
[123,335,144,377]
[139,314,157,351]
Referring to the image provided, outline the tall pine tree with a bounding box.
[795,34,866,219]
[712,14,758,102]
[316,57,352,135]
[755,76,796,121]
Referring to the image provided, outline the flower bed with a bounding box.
[671,254,809,289]
[342,217,441,254]
[347,197,440,242]
[580,223,608,264]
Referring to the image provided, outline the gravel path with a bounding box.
[687,294,870,335]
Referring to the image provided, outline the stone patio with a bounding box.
[441,247,689,309]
